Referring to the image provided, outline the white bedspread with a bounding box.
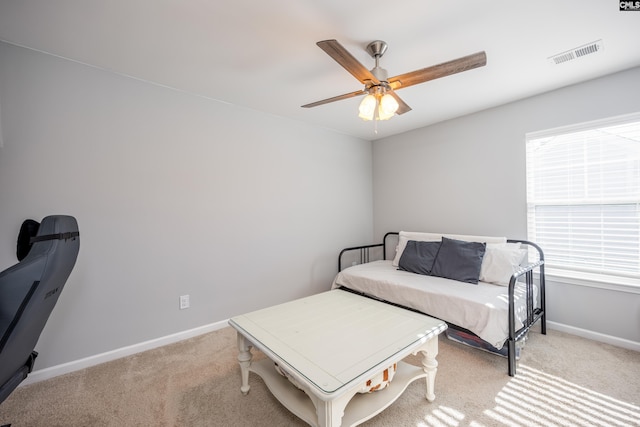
[332,260,534,349]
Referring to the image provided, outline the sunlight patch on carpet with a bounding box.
[418,405,465,426]
[484,364,640,426]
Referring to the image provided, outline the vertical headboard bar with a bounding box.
[383,232,399,260]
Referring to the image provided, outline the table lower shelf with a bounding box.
[250,358,429,427]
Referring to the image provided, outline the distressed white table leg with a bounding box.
[309,390,355,427]
[416,336,439,402]
[236,333,253,395]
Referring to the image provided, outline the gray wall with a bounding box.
[0,41,374,370]
[1,39,638,373]
[373,66,640,344]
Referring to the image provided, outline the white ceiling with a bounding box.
[1,0,640,141]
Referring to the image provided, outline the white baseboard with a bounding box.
[22,319,230,386]
[547,321,640,352]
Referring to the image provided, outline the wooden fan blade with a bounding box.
[301,89,366,108]
[317,39,380,85]
[389,51,486,89]
[387,89,412,115]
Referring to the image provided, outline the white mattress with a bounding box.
[332,260,534,349]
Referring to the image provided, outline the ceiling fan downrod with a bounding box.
[365,40,390,87]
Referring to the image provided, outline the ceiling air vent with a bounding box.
[549,40,603,65]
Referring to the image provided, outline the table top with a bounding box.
[229,290,446,396]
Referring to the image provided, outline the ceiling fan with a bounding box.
[302,39,487,121]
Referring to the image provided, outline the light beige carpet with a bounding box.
[1,326,639,426]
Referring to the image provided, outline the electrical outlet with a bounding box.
[179,294,190,310]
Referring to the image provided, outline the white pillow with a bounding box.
[479,243,527,285]
[392,231,507,267]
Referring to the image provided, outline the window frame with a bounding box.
[525,112,640,293]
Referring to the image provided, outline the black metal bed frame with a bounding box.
[337,232,546,376]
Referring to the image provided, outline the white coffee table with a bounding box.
[228,290,447,427]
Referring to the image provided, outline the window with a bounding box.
[526,113,640,285]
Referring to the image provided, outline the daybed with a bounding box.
[331,231,546,376]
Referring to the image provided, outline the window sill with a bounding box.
[544,268,640,295]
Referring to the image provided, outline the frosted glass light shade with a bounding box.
[358,94,377,121]
[378,94,399,120]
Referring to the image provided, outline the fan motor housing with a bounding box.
[371,67,389,83]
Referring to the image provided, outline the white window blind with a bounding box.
[526,113,640,283]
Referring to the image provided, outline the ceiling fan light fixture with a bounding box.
[358,90,398,121]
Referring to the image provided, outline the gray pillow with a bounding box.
[398,240,441,275]
[431,237,486,284]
